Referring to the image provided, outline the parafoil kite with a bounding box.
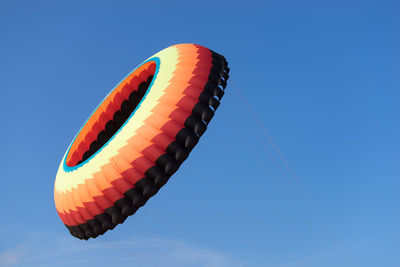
[54,43,229,239]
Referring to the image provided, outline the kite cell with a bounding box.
[54,43,230,239]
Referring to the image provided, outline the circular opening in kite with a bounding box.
[65,61,157,167]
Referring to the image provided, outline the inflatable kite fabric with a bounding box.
[54,43,230,239]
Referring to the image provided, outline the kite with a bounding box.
[54,43,229,239]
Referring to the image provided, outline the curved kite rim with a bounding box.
[63,57,161,172]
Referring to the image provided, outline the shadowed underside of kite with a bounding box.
[54,43,229,239]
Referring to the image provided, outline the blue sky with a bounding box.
[1,0,399,266]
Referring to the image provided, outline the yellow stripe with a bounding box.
[55,46,181,193]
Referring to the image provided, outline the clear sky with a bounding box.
[1,1,399,266]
